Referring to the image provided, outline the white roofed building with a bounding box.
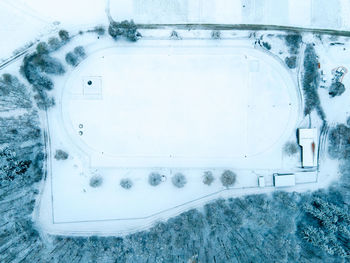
[298,128,318,168]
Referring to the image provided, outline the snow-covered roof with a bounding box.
[298,128,318,168]
[273,173,295,187]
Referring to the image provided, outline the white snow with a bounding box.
[61,42,299,168]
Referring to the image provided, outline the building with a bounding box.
[298,128,318,168]
[273,173,295,187]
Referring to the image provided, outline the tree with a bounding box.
[285,56,297,69]
[148,172,162,186]
[90,176,103,188]
[65,52,78,67]
[54,149,68,160]
[262,42,271,50]
[172,173,187,188]
[329,82,345,97]
[58,30,70,42]
[93,26,105,36]
[108,20,141,41]
[73,46,86,58]
[220,170,236,187]
[48,37,62,51]
[202,171,214,185]
[283,141,299,156]
[120,178,133,189]
[285,34,302,54]
[36,42,49,55]
[211,30,221,39]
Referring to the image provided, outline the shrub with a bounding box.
[211,30,221,39]
[220,170,236,187]
[34,91,55,110]
[329,82,345,97]
[285,34,302,54]
[65,46,86,67]
[93,26,105,35]
[262,42,271,50]
[54,149,68,160]
[203,171,214,185]
[170,30,180,39]
[148,172,162,186]
[58,30,70,42]
[285,56,297,69]
[34,55,65,75]
[108,20,140,41]
[73,46,86,58]
[328,124,350,159]
[36,42,49,55]
[90,176,103,188]
[65,52,78,67]
[120,178,133,189]
[302,44,324,120]
[48,37,62,51]
[172,173,187,188]
[284,142,299,156]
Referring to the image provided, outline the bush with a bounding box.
[328,124,350,159]
[48,37,62,51]
[65,52,78,67]
[90,176,103,188]
[108,20,140,41]
[284,142,299,156]
[170,30,180,39]
[262,42,271,50]
[220,170,236,187]
[54,149,68,160]
[203,171,214,185]
[93,26,105,36]
[329,82,345,97]
[211,30,221,39]
[36,42,49,55]
[172,173,187,188]
[148,172,162,186]
[302,44,324,120]
[285,34,302,54]
[58,30,70,42]
[65,46,86,67]
[73,46,86,58]
[120,178,133,189]
[285,56,297,69]
[34,55,65,75]
[34,91,55,110]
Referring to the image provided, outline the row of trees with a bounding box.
[302,44,325,120]
[20,30,69,109]
[88,170,237,190]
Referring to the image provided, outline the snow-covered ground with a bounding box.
[61,42,299,167]
[1,0,348,236]
[2,0,350,62]
[35,33,327,235]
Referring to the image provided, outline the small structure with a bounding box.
[273,173,295,187]
[258,176,265,187]
[82,76,102,98]
[298,128,318,168]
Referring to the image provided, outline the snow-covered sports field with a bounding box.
[62,42,299,168]
[39,39,305,235]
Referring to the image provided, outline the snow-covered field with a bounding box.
[2,0,350,62]
[36,36,313,235]
[1,0,348,236]
[62,42,299,167]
